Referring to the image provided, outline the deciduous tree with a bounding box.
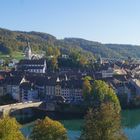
[91,80,121,111]
[0,116,25,140]
[80,103,127,140]
[51,57,58,70]
[30,117,68,140]
[83,78,92,100]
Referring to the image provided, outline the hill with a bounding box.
[0,28,139,59]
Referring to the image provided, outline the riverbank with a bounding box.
[10,108,140,140]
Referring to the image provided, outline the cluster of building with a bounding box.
[0,57,136,105]
[94,57,140,104]
[0,71,84,103]
[1,43,140,106]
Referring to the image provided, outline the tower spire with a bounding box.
[25,41,32,59]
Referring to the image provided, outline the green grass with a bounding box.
[13,52,24,60]
[0,52,24,60]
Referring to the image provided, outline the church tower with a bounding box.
[98,55,103,65]
[25,42,32,60]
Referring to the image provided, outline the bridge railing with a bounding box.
[0,101,42,110]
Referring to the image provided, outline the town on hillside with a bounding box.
[0,42,139,110]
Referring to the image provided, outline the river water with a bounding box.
[10,108,140,140]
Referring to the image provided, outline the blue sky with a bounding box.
[0,0,140,44]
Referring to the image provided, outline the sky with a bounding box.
[0,0,140,45]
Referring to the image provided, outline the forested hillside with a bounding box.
[0,28,139,58]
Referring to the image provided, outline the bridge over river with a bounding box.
[0,101,42,116]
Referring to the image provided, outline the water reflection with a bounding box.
[10,107,140,130]
[122,109,140,129]
[9,108,140,140]
[10,107,84,124]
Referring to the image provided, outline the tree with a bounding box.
[30,117,68,140]
[80,103,127,140]
[70,49,80,61]
[83,76,93,81]
[69,49,91,68]
[46,46,61,58]
[54,47,61,57]
[0,116,25,140]
[78,56,88,67]
[82,80,121,112]
[46,46,53,57]
[91,80,121,112]
[83,78,92,100]
[51,57,58,70]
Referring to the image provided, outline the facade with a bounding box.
[20,82,39,102]
[46,85,55,96]
[0,84,6,97]
[11,85,20,101]
[61,89,71,101]
[16,59,47,73]
[61,88,83,102]
[5,76,22,101]
[21,89,38,102]
[0,70,83,103]
[60,80,83,102]
[102,67,113,78]
[55,84,61,96]
[130,79,140,95]
[35,85,46,100]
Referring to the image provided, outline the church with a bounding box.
[16,42,47,73]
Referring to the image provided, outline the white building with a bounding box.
[102,67,113,78]
[17,59,47,73]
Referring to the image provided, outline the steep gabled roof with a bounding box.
[18,59,45,65]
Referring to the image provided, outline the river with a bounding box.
[10,108,140,140]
